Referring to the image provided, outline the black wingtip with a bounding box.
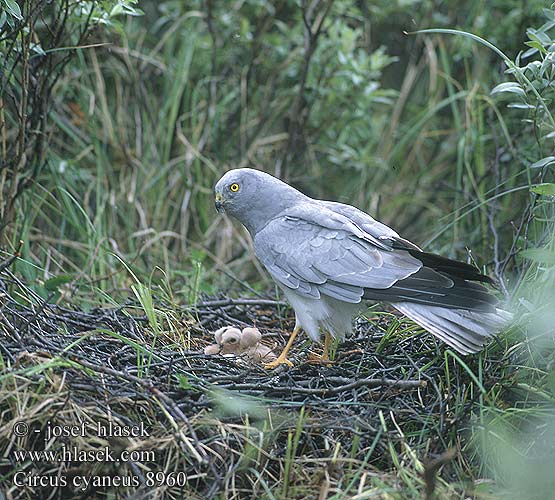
[404,247,495,284]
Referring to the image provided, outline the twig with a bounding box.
[66,355,208,462]
[216,376,426,396]
[0,240,23,274]
[192,298,287,308]
[277,0,335,177]
[423,447,457,500]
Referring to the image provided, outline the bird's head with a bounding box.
[214,326,243,354]
[214,168,305,234]
[240,327,262,349]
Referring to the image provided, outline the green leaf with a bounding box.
[527,29,551,45]
[176,374,195,391]
[507,103,535,109]
[210,388,266,419]
[31,43,46,56]
[524,40,547,54]
[44,274,73,292]
[2,0,22,20]
[491,82,526,96]
[110,4,123,16]
[530,156,555,169]
[531,183,555,196]
[521,248,555,264]
[543,8,555,22]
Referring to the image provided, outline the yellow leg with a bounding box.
[263,326,299,369]
[322,332,331,361]
[308,332,334,364]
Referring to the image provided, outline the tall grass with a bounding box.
[1,1,554,496]
[3,1,547,304]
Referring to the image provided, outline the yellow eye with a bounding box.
[230,183,240,192]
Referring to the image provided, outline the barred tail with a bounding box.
[393,302,512,354]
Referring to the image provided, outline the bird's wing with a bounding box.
[253,203,497,310]
[319,199,493,283]
[318,200,422,251]
[253,205,423,304]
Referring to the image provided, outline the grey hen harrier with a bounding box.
[214,168,511,368]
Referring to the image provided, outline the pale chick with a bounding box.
[204,326,277,364]
[240,327,278,363]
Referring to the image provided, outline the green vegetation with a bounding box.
[1,0,554,498]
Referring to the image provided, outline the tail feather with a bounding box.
[393,302,512,354]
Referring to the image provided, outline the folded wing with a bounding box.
[253,207,497,313]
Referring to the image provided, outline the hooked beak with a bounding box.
[215,192,225,213]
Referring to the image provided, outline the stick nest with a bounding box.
[0,260,500,499]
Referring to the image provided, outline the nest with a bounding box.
[0,253,497,499]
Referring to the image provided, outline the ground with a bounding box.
[0,260,511,500]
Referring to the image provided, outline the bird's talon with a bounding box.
[263,357,293,369]
[307,353,334,365]
[336,348,363,360]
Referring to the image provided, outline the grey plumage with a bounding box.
[214,168,511,355]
